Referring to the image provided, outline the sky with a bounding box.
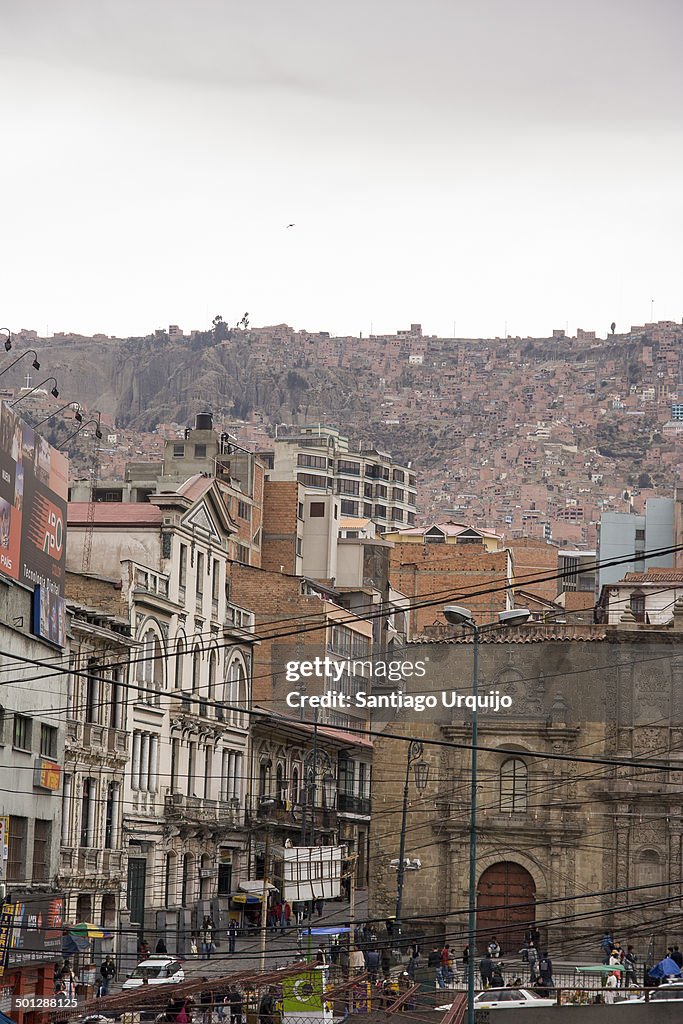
[1,0,682,340]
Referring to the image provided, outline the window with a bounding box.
[297,472,328,488]
[363,483,373,498]
[296,538,303,556]
[104,783,119,849]
[337,459,361,475]
[235,543,250,564]
[391,508,404,523]
[196,552,204,597]
[340,500,358,516]
[178,544,187,599]
[212,560,220,617]
[393,469,405,482]
[194,444,207,458]
[337,479,360,495]
[188,742,197,797]
[635,528,646,541]
[374,504,387,519]
[85,660,101,724]
[13,714,32,751]
[630,591,646,622]
[171,737,180,792]
[297,502,304,520]
[40,723,57,759]
[80,778,96,847]
[7,816,27,881]
[500,758,528,813]
[237,500,250,521]
[30,817,50,881]
[0,705,6,743]
[297,453,327,469]
[172,443,185,458]
[309,501,325,517]
[375,484,387,499]
[392,488,404,502]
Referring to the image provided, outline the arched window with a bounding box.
[225,658,247,726]
[630,589,646,623]
[292,766,300,804]
[276,763,284,802]
[175,635,185,690]
[137,628,164,704]
[500,758,528,813]
[208,651,217,704]
[192,647,201,694]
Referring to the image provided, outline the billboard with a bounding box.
[5,895,65,967]
[274,845,346,902]
[0,401,68,639]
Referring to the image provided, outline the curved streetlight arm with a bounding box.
[33,403,82,429]
[0,349,40,379]
[56,418,102,450]
[0,329,11,353]
[11,377,59,406]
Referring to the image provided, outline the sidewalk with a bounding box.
[182,891,369,981]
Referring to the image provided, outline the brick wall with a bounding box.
[389,542,511,633]
[65,570,126,617]
[261,480,300,574]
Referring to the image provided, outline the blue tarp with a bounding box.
[306,927,351,935]
[0,1011,17,1024]
[648,956,681,979]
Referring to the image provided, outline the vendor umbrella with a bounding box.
[65,922,112,940]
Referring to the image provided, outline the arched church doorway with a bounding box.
[477,862,536,955]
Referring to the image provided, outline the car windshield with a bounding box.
[652,989,683,999]
[524,990,547,999]
[131,965,164,979]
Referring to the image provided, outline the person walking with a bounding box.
[527,942,539,983]
[601,932,614,965]
[315,898,324,918]
[491,963,504,988]
[479,953,494,989]
[156,938,168,954]
[228,919,238,955]
[538,953,554,995]
[603,971,619,1004]
[200,980,213,1024]
[623,945,637,987]
[428,947,444,988]
[258,988,275,1024]
[228,985,243,1024]
[100,955,116,996]
[366,948,380,984]
[672,945,683,968]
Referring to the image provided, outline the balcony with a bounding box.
[337,792,371,817]
[164,793,243,826]
[224,602,256,639]
[66,721,129,759]
[133,566,170,599]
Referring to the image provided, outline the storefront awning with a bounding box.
[238,880,277,894]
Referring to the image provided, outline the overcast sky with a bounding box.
[1,0,681,340]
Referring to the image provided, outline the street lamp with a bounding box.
[0,349,40,378]
[0,329,11,352]
[33,402,83,428]
[56,417,103,449]
[443,604,530,1024]
[11,376,59,404]
[394,739,430,935]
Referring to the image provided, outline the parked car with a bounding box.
[473,988,556,1009]
[121,956,184,990]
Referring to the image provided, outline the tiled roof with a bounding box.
[68,502,162,525]
[621,569,683,583]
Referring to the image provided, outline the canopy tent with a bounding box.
[307,927,352,936]
[238,880,278,894]
[575,965,624,974]
[62,933,92,955]
[648,956,682,979]
[65,922,112,940]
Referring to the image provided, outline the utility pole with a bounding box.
[259,829,271,972]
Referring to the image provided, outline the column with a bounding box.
[111,783,121,847]
[149,735,159,794]
[87,779,97,846]
[131,731,141,791]
[221,750,228,801]
[61,774,72,845]
[233,753,242,803]
[140,733,150,792]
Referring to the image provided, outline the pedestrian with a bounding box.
[365,948,380,983]
[317,943,327,965]
[228,986,243,1024]
[479,953,494,989]
[440,943,452,984]
[315,898,324,918]
[228,919,238,955]
[190,932,199,957]
[258,987,275,1024]
[487,936,501,958]
[331,938,341,965]
[428,946,443,988]
[381,944,392,977]
[100,954,116,996]
[623,945,637,987]
[462,944,469,965]
[350,947,365,974]
[672,946,683,968]
[200,980,213,1024]
[491,963,504,988]
[527,942,539,982]
[60,961,76,1001]
[156,937,168,955]
[284,901,291,932]
[538,952,554,995]
[138,938,150,961]
[603,971,619,1004]
[601,932,614,965]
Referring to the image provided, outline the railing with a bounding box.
[337,792,371,816]
[224,602,256,634]
[132,565,170,599]
[164,793,243,825]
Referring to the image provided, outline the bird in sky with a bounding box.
[286,223,295,228]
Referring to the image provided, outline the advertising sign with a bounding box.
[0,908,13,979]
[33,758,62,791]
[0,818,8,881]
[282,970,325,1014]
[0,401,68,631]
[6,895,65,967]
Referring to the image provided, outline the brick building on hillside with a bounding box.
[386,530,513,633]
